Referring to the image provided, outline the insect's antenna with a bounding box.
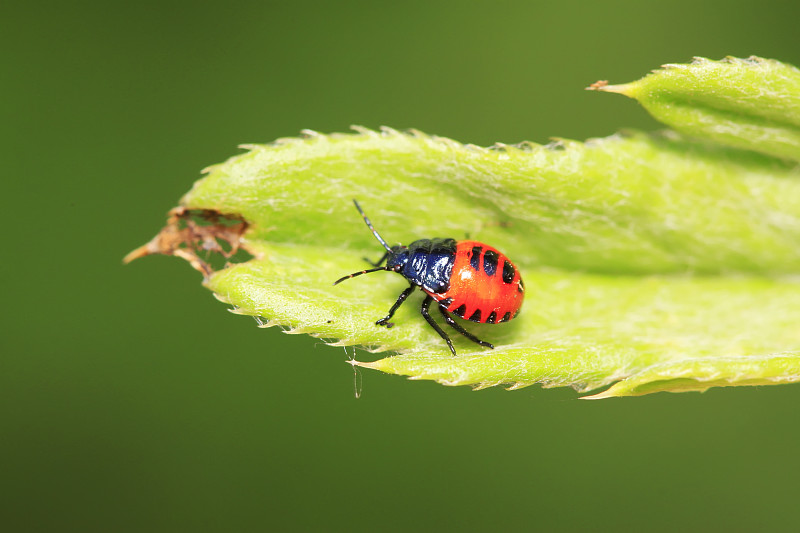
[333,267,387,286]
[353,199,393,253]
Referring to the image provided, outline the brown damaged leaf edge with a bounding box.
[124,207,252,278]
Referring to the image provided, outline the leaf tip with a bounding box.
[585,79,608,91]
[586,80,636,98]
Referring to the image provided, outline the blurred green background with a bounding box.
[4,1,800,531]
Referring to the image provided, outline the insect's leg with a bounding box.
[420,295,457,356]
[438,305,494,349]
[375,284,415,328]
[363,251,389,267]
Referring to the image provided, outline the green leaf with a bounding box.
[590,56,800,162]
[129,58,800,398]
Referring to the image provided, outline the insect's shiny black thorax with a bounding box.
[386,238,456,294]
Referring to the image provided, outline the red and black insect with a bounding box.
[334,200,524,356]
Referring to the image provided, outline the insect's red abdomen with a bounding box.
[427,240,524,324]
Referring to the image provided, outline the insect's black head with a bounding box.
[385,245,409,272]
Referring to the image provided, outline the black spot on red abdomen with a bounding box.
[502,260,515,283]
[483,250,499,276]
[469,245,482,271]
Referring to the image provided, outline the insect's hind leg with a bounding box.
[420,295,457,356]
[438,306,494,350]
[376,284,415,328]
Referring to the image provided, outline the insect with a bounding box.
[334,200,524,356]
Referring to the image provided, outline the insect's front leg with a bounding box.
[363,251,389,267]
[375,284,415,328]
